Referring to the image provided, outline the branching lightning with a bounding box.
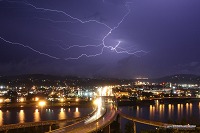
[8,0,112,30]
[0,0,148,60]
[0,37,60,59]
[34,17,78,24]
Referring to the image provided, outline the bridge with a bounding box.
[118,110,196,133]
[48,97,117,133]
[0,96,198,133]
[118,110,173,128]
[47,96,197,133]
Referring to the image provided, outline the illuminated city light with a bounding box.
[35,97,39,101]
[75,107,79,112]
[75,98,79,102]
[39,101,46,107]
[93,97,102,108]
[19,97,25,102]
[19,110,25,123]
[97,86,113,96]
[60,98,65,102]
[0,98,3,103]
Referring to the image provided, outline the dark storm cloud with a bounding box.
[84,12,106,23]
[172,61,200,75]
[0,0,200,78]
[105,0,126,5]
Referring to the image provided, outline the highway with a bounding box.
[49,97,117,133]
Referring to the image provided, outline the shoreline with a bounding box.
[0,101,93,110]
[117,97,200,106]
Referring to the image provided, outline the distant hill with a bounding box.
[151,74,200,84]
[0,74,133,87]
[1,74,200,87]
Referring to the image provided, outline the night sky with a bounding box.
[0,0,200,78]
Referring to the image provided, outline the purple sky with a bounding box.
[0,0,200,78]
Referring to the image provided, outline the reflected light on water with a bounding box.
[199,102,200,117]
[76,107,79,112]
[121,101,200,126]
[58,108,66,120]
[6,110,10,121]
[149,105,155,120]
[155,100,159,113]
[19,110,25,123]
[140,107,143,116]
[186,103,189,116]
[34,109,40,122]
[0,110,3,126]
[181,104,183,117]
[68,108,70,112]
[58,108,67,128]
[168,104,174,118]
[189,103,193,116]
[177,104,180,119]
[136,106,139,117]
[74,107,80,117]
[177,104,184,119]
[172,104,174,116]
[159,104,164,119]
[168,104,171,118]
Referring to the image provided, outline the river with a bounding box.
[1,100,200,133]
[119,100,200,133]
[0,107,93,126]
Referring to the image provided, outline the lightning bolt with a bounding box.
[34,17,78,24]
[0,37,60,59]
[0,0,148,60]
[7,0,112,30]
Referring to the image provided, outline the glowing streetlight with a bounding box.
[93,97,102,108]
[0,98,3,103]
[19,97,24,102]
[39,101,46,107]
[60,98,64,102]
[93,98,99,105]
[35,97,39,101]
[75,98,79,102]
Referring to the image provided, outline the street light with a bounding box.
[39,101,46,107]
[35,97,39,101]
[93,98,101,106]
[0,98,3,103]
[75,98,79,102]
[60,98,64,102]
[19,97,24,102]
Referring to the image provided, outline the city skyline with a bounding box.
[1,0,200,78]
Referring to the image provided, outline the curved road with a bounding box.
[49,100,116,133]
[70,105,116,133]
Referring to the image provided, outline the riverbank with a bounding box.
[0,101,93,110]
[0,124,59,133]
[117,97,200,106]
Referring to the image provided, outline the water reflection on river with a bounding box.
[0,107,93,126]
[120,100,200,132]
